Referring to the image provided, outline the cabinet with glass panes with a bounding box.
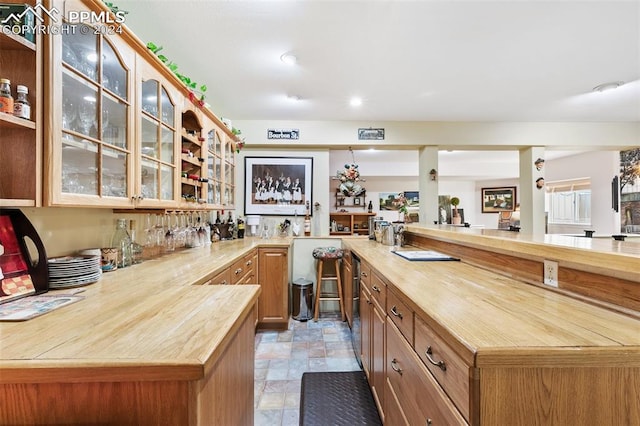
[44,0,237,209]
[202,121,235,210]
[44,3,137,207]
[0,0,42,207]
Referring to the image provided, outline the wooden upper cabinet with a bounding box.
[42,0,238,209]
[0,0,42,207]
[134,60,180,208]
[44,0,136,207]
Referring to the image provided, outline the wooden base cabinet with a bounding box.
[257,246,288,330]
[386,320,467,426]
[360,261,385,421]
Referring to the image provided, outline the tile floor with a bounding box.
[254,314,361,426]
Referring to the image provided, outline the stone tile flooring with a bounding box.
[254,315,361,426]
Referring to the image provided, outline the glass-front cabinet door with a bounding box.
[135,61,180,208]
[46,18,135,207]
[224,138,236,207]
[206,129,223,207]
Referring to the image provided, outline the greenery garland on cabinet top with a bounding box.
[146,42,245,152]
[98,2,245,151]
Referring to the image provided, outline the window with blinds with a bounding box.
[545,178,591,225]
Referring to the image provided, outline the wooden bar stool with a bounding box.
[312,247,345,322]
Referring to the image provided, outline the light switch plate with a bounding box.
[543,260,559,287]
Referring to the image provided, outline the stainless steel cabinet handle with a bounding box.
[390,305,403,319]
[425,346,447,371]
[372,285,380,293]
[390,358,403,375]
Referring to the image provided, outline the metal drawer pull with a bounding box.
[372,285,381,293]
[361,271,368,277]
[220,280,227,285]
[391,358,403,375]
[390,305,403,319]
[425,346,447,371]
[235,268,242,275]
[246,260,252,266]
[426,419,432,426]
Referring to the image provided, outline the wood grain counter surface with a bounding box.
[404,224,640,283]
[344,237,640,367]
[0,237,290,383]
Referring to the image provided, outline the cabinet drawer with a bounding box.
[208,268,231,285]
[370,271,387,312]
[387,289,414,346]
[386,320,467,426]
[231,251,255,284]
[360,261,372,292]
[415,315,471,422]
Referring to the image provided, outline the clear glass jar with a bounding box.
[13,85,30,120]
[0,78,13,114]
[111,218,132,268]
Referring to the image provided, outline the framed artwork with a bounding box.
[354,197,361,206]
[438,195,451,224]
[244,156,313,216]
[481,186,516,213]
[379,192,402,210]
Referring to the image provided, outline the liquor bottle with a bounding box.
[304,201,311,236]
[237,216,245,239]
[111,218,132,268]
[368,200,373,213]
[13,85,30,120]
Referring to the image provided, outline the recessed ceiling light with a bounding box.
[280,52,297,66]
[350,97,362,107]
[287,94,301,101]
[592,81,624,93]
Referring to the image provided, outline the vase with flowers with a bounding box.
[398,192,410,223]
[450,197,461,225]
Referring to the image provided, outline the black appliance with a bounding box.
[350,253,362,368]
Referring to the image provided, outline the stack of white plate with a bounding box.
[48,255,102,289]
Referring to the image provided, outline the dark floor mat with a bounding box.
[299,371,382,426]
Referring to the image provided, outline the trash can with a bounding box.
[291,278,313,321]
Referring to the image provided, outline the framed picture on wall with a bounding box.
[244,157,313,216]
[481,186,516,213]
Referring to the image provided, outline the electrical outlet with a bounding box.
[543,260,558,287]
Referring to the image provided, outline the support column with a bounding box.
[519,147,546,235]
[418,146,439,224]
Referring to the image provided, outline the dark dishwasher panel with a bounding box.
[351,253,362,368]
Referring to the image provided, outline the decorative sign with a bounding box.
[358,128,385,140]
[267,128,300,140]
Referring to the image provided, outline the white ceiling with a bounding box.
[122,0,640,123]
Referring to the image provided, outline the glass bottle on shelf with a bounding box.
[111,218,132,268]
[13,85,30,120]
[0,79,13,114]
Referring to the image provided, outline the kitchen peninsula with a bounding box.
[0,239,288,425]
[343,225,640,425]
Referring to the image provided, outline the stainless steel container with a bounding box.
[381,224,395,245]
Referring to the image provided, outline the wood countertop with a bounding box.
[344,237,640,367]
[404,224,640,283]
[0,237,290,383]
